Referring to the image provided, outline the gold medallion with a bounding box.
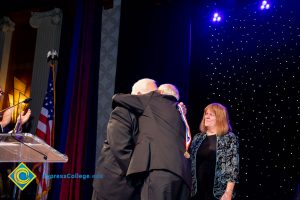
[184,151,190,159]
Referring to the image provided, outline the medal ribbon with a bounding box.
[177,103,192,153]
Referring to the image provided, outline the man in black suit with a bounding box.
[92,78,158,200]
[112,83,191,200]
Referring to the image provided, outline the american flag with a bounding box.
[34,68,54,200]
[36,69,54,143]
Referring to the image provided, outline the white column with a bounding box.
[29,8,63,134]
[0,17,15,109]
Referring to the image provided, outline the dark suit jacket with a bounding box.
[93,106,138,199]
[113,91,192,189]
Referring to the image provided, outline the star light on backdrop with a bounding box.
[191,1,300,199]
[212,12,222,22]
[260,0,271,10]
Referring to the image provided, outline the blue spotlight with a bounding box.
[260,0,270,10]
[212,12,222,22]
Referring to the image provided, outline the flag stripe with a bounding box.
[34,68,54,200]
[37,121,47,134]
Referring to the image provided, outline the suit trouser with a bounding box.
[92,169,140,200]
[141,170,190,200]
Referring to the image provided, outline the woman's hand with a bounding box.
[17,109,32,125]
[220,191,232,200]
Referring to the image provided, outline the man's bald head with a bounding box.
[158,84,180,100]
[131,78,158,95]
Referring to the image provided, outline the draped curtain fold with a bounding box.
[50,0,102,199]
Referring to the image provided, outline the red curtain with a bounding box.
[58,0,101,199]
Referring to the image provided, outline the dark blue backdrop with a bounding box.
[116,0,300,199]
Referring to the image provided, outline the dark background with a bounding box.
[1,0,299,199]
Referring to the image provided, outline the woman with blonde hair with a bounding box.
[190,103,239,200]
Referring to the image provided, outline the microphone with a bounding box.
[1,97,48,160]
[23,98,32,103]
[0,98,32,114]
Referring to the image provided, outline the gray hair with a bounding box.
[131,78,157,95]
[158,84,180,100]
